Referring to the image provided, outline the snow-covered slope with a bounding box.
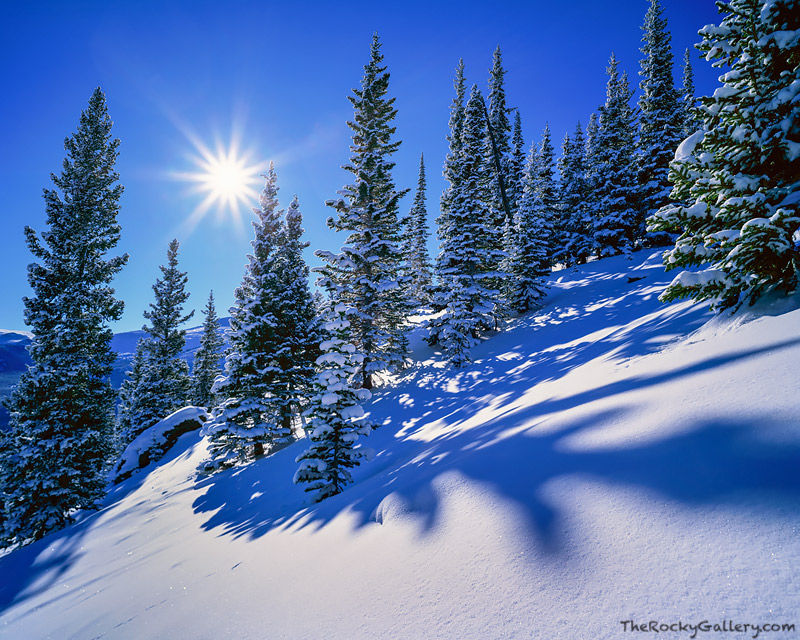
[1,251,798,640]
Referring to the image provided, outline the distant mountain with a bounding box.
[0,319,231,428]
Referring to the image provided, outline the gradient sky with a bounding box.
[0,0,722,332]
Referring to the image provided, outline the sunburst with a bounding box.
[173,132,263,233]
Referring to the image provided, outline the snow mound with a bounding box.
[114,406,209,483]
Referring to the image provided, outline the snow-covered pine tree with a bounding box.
[649,0,800,309]
[315,34,409,388]
[294,303,373,502]
[116,338,146,448]
[201,164,294,472]
[507,138,551,313]
[556,123,593,266]
[508,111,526,212]
[536,124,558,266]
[637,0,684,246]
[272,194,321,434]
[124,239,193,444]
[402,154,433,306]
[484,46,513,273]
[3,88,128,543]
[433,86,506,365]
[191,291,225,408]
[591,54,640,257]
[433,59,467,311]
[681,48,701,137]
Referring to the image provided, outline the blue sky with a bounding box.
[0,0,721,332]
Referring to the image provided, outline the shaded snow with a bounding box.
[1,251,798,639]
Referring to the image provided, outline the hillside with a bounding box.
[0,250,798,640]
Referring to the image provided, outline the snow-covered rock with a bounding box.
[113,406,209,483]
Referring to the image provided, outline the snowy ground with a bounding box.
[1,250,798,640]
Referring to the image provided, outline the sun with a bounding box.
[172,133,264,233]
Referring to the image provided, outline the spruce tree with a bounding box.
[649,0,800,309]
[402,154,433,306]
[191,291,225,407]
[116,338,146,448]
[434,59,467,309]
[637,0,684,245]
[3,88,128,543]
[315,34,409,388]
[681,48,701,137]
[592,55,640,256]
[272,194,321,434]
[536,124,558,265]
[508,138,551,313]
[294,304,373,503]
[201,164,294,472]
[508,111,526,212]
[557,123,593,266]
[125,239,193,444]
[485,46,513,231]
[431,86,505,365]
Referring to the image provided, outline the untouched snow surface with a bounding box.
[1,251,799,639]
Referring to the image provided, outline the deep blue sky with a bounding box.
[0,0,721,332]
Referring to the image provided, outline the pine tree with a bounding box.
[3,88,128,543]
[294,304,373,502]
[508,111,526,211]
[434,59,467,309]
[536,124,558,265]
[557,123,593,266]
[272,194,321,434]
[431,86,505,365]
[315,34,409,388]
[116,338,146,448]
[649,0,800,309]
[402,154,433,305]
[681,48,701,137]
[191,291,225,407]
[201,164,294,472]
[485,46,513,229]
[125,239,193,444]
[592,54,640,256]
[507,138,551,312]
[637,0,684,245]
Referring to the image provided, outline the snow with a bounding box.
[113,406,208,483]
[674,130,704,162]
[1,250,799,639]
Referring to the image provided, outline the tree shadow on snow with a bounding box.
[191,255,800,558]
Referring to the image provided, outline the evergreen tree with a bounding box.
[3,88,128,543]
[315,34,409,388]
[591,54,640,256]
[637,0,684,245]
[191,291,225,407]
[649,0,800,309]
[431,86,505,365]
[536,124,558,265]
[507,138,551,312]
[201,165,295,472]
[124,239,193,445]
[294,304,373,502]
[556,123,593,266]
[485,46,513,225]
[116,338,146,448]
[273,194,321,433]
[402,154,433,305]
[434,59,467,308]
[508,111,526,211]
[681,48,701,137]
